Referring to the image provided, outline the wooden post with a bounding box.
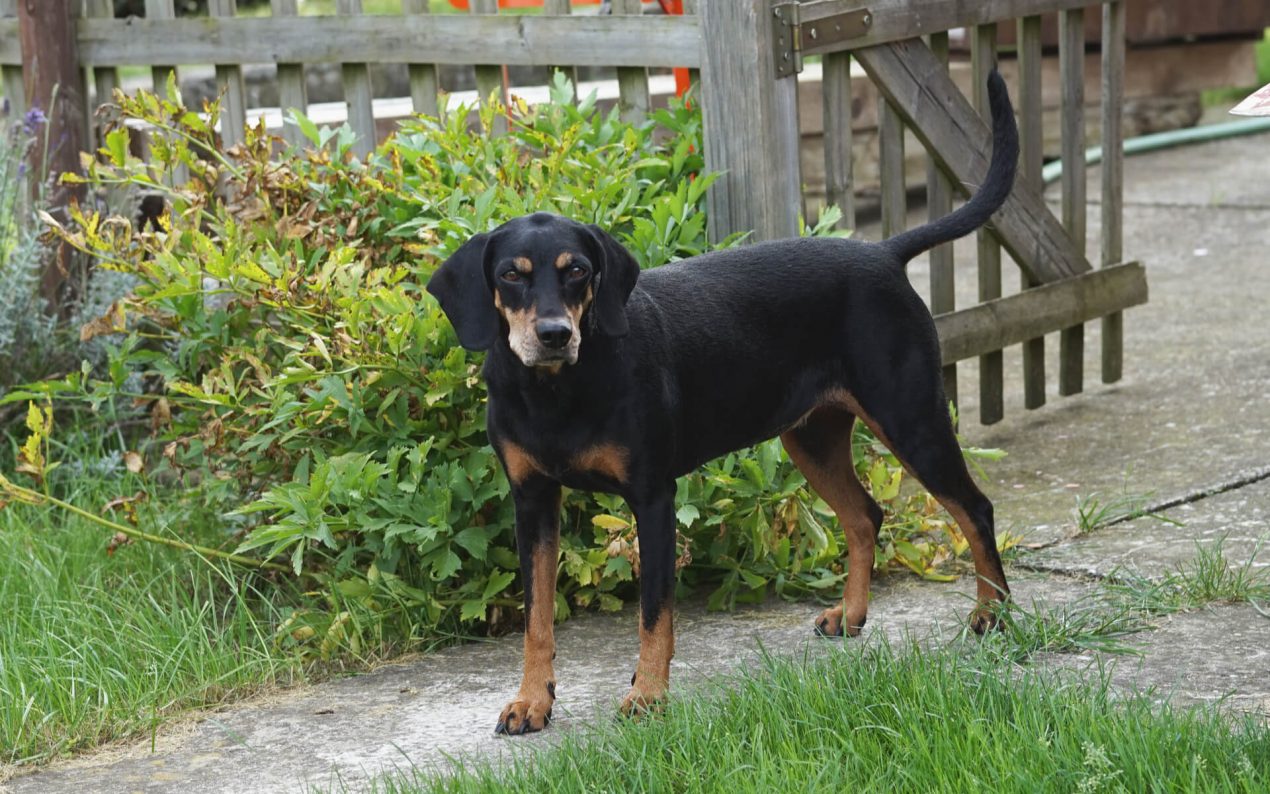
[403,0,439,118]
[542,0,577,100]
[613,0,650,125]
[337,0,375,158]
[973,25,1003,425]
[700,0,801,243]
[879,96,905,240]
[1059,8,1086,396]
[927,31,956,408]
[144,0,177,99]
[822,51,854,230]
[1,0,25,116]
[83,0,118,148]
[271,0,309,149]
[17,0,87,314]
[1018,14,1046,409]
[470,0,507,135]
[1101,0,1126,384]
[209,0,247,150]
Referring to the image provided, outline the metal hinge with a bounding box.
[773,2,873,79]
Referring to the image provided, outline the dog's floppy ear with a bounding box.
[585,224,640,338]
[427,232,498,351]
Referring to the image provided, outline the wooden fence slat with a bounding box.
[540,0,576,99]
[926,31,956,407]
[822,51,854,230]
[1059,7,1086,396]
[1101,0,1126,384]
[470,0,508,135]
[337,0,375,159]
[84,0,118,144]
[699,0,801,243]
[71,15,702,68]
[879,96,905,240]
[144,0,176,99]
[402,0,439,118]
[937,262,1146,364]
[973,25,1003,425]
[853,39,1094,286]
[0,0,21,113]
[210,0,247,149]
[271,0,308,149]
[613,0,650,125]
[1018,13,1046,409]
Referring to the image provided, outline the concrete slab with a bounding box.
[1028,479,1270,579]
[1038,604,1270,718]
[3,571,1089,794]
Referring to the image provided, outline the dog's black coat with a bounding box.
[428,71,1019,734]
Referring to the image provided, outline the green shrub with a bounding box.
[28,76,1006,657]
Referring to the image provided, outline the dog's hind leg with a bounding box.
[845,391,1010,634]
[621,486,678,715]
[782,408,883,638]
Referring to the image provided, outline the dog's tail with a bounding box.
[881,70,1018,264]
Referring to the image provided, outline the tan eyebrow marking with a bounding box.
[555,252,574,270]
[513,256,534,273]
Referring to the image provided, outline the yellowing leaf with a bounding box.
[591,514,631,531]
[124,451,144,474]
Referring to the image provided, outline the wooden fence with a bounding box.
[0,0,1146,425]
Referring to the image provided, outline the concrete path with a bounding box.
[6,130,1269,794]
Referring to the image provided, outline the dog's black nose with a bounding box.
[535,318,572,349]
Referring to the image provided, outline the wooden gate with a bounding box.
[700,0,1147,425]
[0,0,1145,425]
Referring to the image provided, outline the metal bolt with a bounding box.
[808,26,818,40]
[862,13,873,26]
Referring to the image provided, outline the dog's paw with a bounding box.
[813,607,863,638]
[494,692,554,736]
[618,678,667,719]
[968,602,1007,635]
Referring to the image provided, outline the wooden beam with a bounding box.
[270,0,308,149]
[878,95,905,239]
[700,0,801,243]
[1059,7,1086,396]
[612,0,650,125]
[210,0,247,149]
[1101,0,1127,384]
[852,38,1093,285]
[144,0,176,99]
[822,51,854,230]
[936,262,1146,365]
[69,15,701,69]
[402,0,439,118]
[337,0,375,158]
[18,0,88,313]
[926,32,956,408]
[1018,14,1046,409]
[973,24,1004,425]
[798,0,1105,56]
[1,0,25,114]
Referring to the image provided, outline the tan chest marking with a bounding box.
[571,443,630,483]
[501,442,544,485]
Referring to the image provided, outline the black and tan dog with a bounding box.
[428,72,1018,735]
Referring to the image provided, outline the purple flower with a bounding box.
[22,107,47,134]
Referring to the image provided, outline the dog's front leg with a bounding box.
[621,486,677,715]
[495,475,561,735]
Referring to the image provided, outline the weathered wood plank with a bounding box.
[1101,0,1126,384]
[209,0,247,149]
[1059,7,1086,396]
[852,38,1093,285]
[402,0,439,118]
[470,0,507,135]
[973,25,1004,425]
[822,51,854,230]
[799,0,1104,56]
[1,2,25,114]
[700,0,801,243]
[541,0,576,100]
[336,0,375,158]
[270,0,308,149]
[84,0,118,141]
[936,262,1146,365]
[72,15,702,68]
[1018,14,1046,409]
[879,95,905,239]
[926,32,956,406]
[613,0,650,125]
[144,0,176,99]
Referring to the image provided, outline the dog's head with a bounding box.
[427,213,640,369]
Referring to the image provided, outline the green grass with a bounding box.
[0,460,305,766]
[1109,538,1270,616]
[358,642,1270,793]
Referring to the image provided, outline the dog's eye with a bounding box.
[567,265,588,280]
[500,271,523,283]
